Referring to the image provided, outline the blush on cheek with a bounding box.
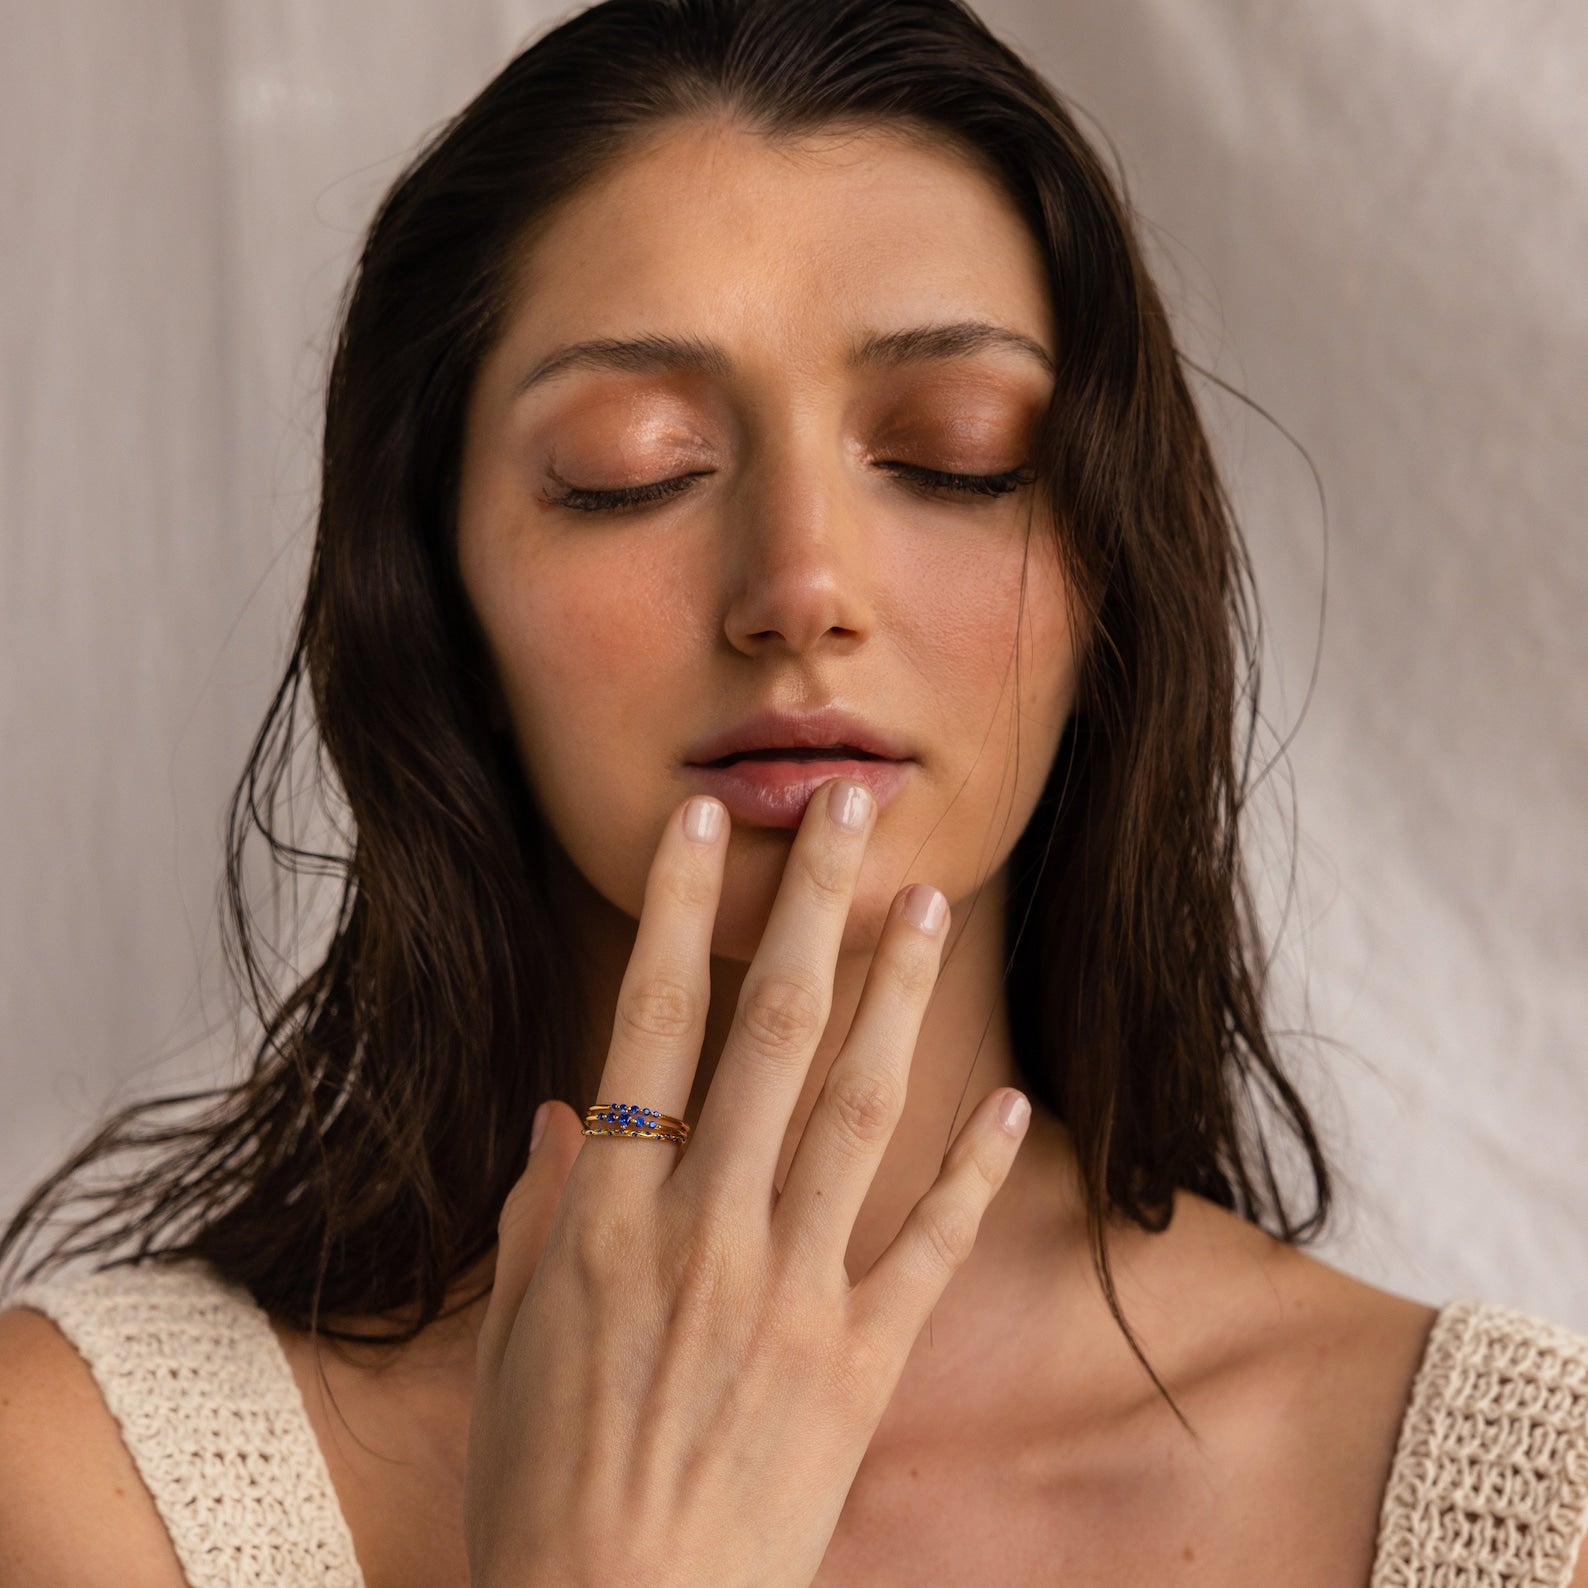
[925,565,1025,663]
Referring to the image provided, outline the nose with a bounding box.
[719,445,877,656]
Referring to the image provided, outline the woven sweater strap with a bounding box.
[1373,1299,1588,1587]
[7,1258,366,1588]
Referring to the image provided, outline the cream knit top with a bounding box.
[7,1259,1588,1588]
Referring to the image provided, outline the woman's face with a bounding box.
[457,118,1084,962]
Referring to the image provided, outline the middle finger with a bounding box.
[673,774,876,1202]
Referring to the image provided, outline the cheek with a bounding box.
[899,531,1077,827]
[493,571,677,787]
[457,455,680,760]
[1015,532,1083,730]
[484,570,683,924]
[904,532,1074,735]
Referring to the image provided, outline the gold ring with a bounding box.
[582,1101,691,1146]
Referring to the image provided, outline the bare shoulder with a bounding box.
[0,1305,189,1588]
[1257,1229,1440,1458]
[1102,1194,1443,1583]
[1154,1193,1441,1429]
[1237,1240,1588,1588]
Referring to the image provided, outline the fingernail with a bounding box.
[901,883,947,933]
[830,780,871,831]
[684,796,724,844]
[530,1100,551,1156]
[998,1091,1031,1136]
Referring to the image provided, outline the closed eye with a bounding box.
[542,463,1036,515]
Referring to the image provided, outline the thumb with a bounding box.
[528,1095,587,1178]
[479,1100,585,1366]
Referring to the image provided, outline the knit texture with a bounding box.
[1371,1300,1588,1587]
[6,1261,1588,1586]
[7,1258,366,1588]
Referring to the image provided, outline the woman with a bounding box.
[3,1,1584,1584]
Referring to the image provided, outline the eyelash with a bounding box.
[545,463,1035,515]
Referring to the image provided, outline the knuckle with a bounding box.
[670,1224,739,1311]
[885,939,941,1000]
[829,1339,892,1424]
[919,1199,977,1271]
[570,1203,644,1284]
[660,860,717,912]
[738,973,827,1059]
[963,1137,1006,1194]
[952,1130,1003,1194]
[764,1246,816,1316]
[614,974,698,1043]
[825,1068,902,1148]
[798,843,853,905]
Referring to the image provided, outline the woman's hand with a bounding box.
[464,778,1032,1588]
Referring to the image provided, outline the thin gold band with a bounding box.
[581,1101,691,1146]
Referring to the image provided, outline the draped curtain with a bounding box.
[3,0,1583,1324]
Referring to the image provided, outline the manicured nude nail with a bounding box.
[999,1091,1031,1135]
[830,780,871,831]
[902,883,947,933]
[684,796,724,844]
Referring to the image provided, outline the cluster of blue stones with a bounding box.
[602,1103,660,1132]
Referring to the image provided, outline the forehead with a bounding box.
[496,118,1055,382]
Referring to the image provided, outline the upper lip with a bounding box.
[684,706,912,766]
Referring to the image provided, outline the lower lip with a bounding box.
[683,758,914,830]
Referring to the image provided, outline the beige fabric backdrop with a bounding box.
[2,1,1584,1325]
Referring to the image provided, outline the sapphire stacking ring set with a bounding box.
[581,1102,691,1147]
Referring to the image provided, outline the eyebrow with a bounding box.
[512,319,1055,396]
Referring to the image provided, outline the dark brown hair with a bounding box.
[1,0,1331,1413]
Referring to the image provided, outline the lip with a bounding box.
[683,757,914,830]
[683,705,911,768]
